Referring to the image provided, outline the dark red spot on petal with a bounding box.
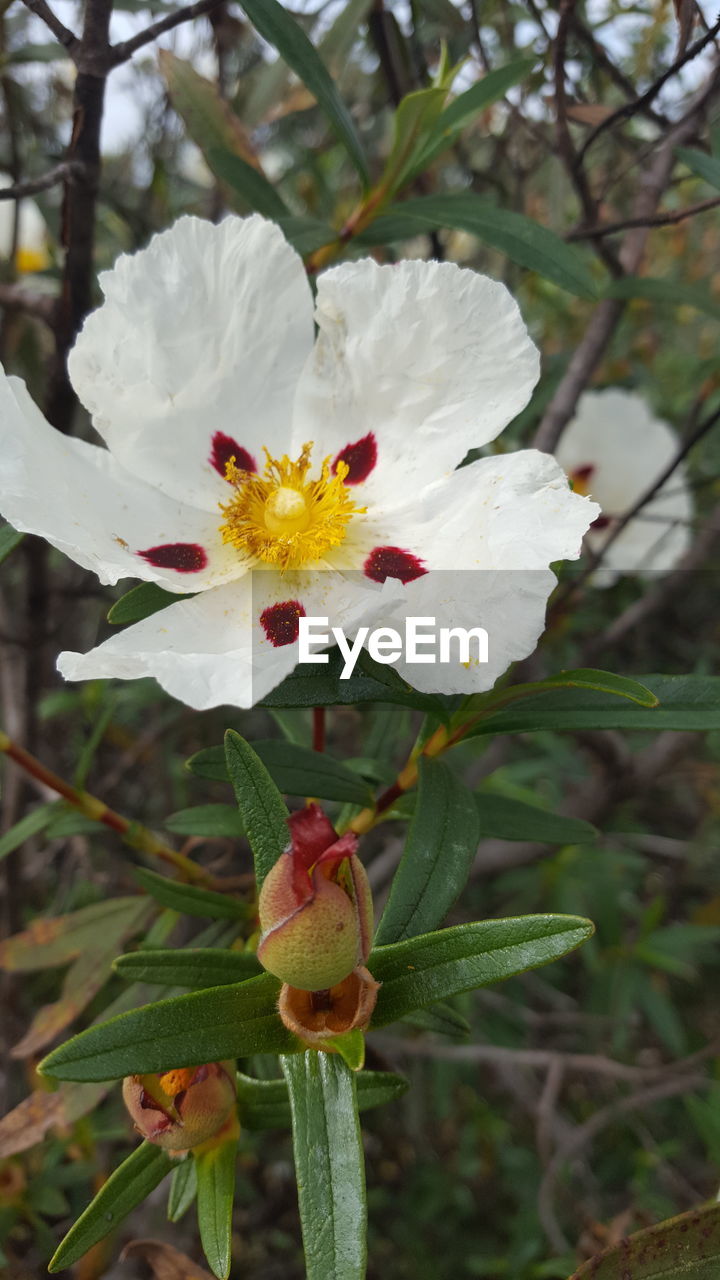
[572,464,595,484]
[332,432,378,485]
[138,542,208,573]
[210,431,257,479]
[591,513,611,531]
[364,546,427,584]
[260,599,306,647]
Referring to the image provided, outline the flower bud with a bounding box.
[278,966,380,1048]
[257,805,373,991]
[122,1061,236,1151]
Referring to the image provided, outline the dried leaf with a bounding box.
[565,103,615,126]
[0,1082,107,1158]
[121,1239,215,1280]
[0,897,150,972]
[673,0,697,55]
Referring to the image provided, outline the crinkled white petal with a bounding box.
[555,388,693,577]
[351,450,598,693]
[291,258,540,511]
[0,372,243,590]
[58,569,394,711]
[68,215,314,511]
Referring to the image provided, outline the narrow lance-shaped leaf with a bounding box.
[48,1142,174,1271]
[358,193,597,299]
[168,1156,198,1223]
[604,275,720,323]
[133,866,251,922]
[224,730,289,887]
[240,0,369,184]
[569,1200,720,1279]
[107,580,188,625]
[676,145,720,189]
[375,757,480,945]
[0,521,25,565]
[282,1052,367,1280]
[195,1131,238,1279]
[113,947,261,990]
[38,973,295,1082]
[475,794,597,844]
[370,914,594,1026]
[237,1069,408,1131]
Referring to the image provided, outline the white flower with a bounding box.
[0,174,50,274]
[0,215,597,710]
[555,389,693,583]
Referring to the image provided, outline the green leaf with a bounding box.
[48,1142,173,1271]
[160,50,270,215]
[605,275,720,322]
[476,794,597,844]
[677,145,720,189]
[195,1134,238,1279]
[370,914,594,1025]
[0,521,25,565]
[168,1156,198,1223]
[114,947,261,989]
[0,804,56,861]
[257,740,373,804]
[568,1201,720,1278]
[401,1001,470,1040]
[375,758,480,945]
[237,1069,408,1130]
[205,147,290,218]
[240,0,369,184]
[164,805,245,839]
[133,866,250,921]
[467,675,720,735]
[359,193,597,299]
[107,581,186,625]
[260,648,449,719]
[437,59,536,134]
[537,668,658,705]
[276,215,337,255]
[380,85,449,195]
[282,1052,367,1280]
[224,731,289,887]
[409,58,535,174]
[38,973,294,1082]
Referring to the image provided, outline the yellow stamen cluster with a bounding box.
[219,443,364,569]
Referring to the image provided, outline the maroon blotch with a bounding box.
[260,599,306,647]
[210,432,257,479]
[363,546,427,585]
[138,543,208,573]
[591,513,611,531]
[332,433,378,485]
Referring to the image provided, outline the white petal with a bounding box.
[68,215,314,511]
[347,450,598,694]
[555,388,693,576]
[0,372,243,590]
[58,568,391,710]
[291,258,540,509]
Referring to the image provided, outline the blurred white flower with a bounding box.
[556,389,693,582]
[0,215,597,709]
[0,174,50,274]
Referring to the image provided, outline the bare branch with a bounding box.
[20,0,78,55]
[110,0,225,64]
[578,15,720,162]
[0,161,85,200]
[0,283,56,323]
[569,192,720,238]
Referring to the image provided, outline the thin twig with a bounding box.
[110,0,226,64]
[0,162,85,200]
[569,193,720,238]
[0,728,210,884]
[20,0,78,54]
[578,16,720,163]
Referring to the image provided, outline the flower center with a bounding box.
[219,443,364,569]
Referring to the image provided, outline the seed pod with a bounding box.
[257,805,373,992]
[122,1061,236,1151]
